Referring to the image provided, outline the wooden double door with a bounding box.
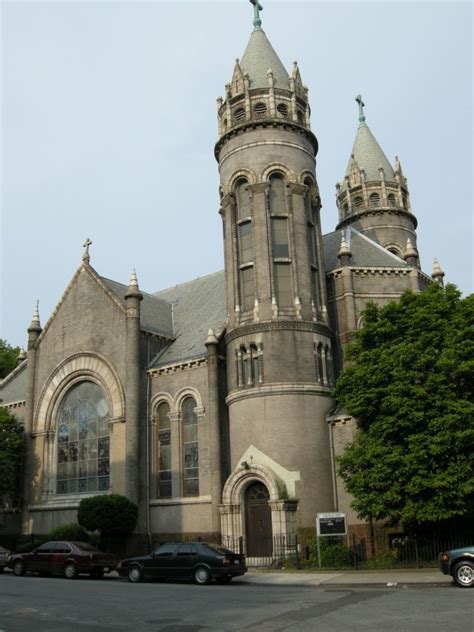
[245,482,272,557]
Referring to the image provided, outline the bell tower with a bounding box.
[216,2,335,538]
[335,96,420,264]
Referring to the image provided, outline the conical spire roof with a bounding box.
[240,29,289,90]
[345,124,396,184]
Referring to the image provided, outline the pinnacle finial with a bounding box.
[28,300,42,333]
[250,0,263,30]
[355,94,366,126]
[17,346,27,364]
[432,258,445,281]
[339,230,351,256]
[205,329,218,345]
[82,238,92,263]
[129,269,138,288]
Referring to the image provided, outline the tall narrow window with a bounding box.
[270,174,293,308]
[156,402,171,498]
[182,397,199,497]
[56,381,109,495]
[250,344,261,385]
[305,180,320,310]
[236,178,254,313]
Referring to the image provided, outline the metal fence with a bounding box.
[220,530,474,569]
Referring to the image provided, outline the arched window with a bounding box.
[236,178,251,220]
[353,196,363,208]
[182,397,199,497]
[314,343,323,384]
[369,192,380,207]
[387,193,397,207]
[56,381,110,495]
[269,174,287,215]
[156,402,171,498]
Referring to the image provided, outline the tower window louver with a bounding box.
[277,103,289,117]
[234,107,245,122]
[254,102,267,117]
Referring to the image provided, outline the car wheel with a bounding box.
[194,566,211,585]
[128,565,143,583]
[13,560,26,576]
[64,562,78,579]
[452,561,474,588]
[91,569,104,579]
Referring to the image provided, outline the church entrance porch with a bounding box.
[219,463,299,566]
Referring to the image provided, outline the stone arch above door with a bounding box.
[221,463,282,506]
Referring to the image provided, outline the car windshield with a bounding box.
[73,543,100,552]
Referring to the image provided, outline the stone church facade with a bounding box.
[1,9,445,555]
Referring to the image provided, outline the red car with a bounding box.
[9,541,117,579]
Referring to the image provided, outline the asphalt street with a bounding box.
[1,574,472,632]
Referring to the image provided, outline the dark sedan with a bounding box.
[9,541,117,579]
[118,542,247,584]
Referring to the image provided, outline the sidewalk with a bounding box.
[234,568,452,587]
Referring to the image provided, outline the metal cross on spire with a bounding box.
[82,238,92,262]
[250,0,263,30]
[355,94,366,126]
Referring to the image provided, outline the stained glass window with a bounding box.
[157,402,171,498]
[56,382,109,495]
[182,397,199,497]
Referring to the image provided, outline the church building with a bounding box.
[0,2,445,557]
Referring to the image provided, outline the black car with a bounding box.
[438,546,474,588]
[8,541,117,579]
[118,542,247,584]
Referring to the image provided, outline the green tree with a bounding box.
[0,339,20,379]
[78,494,138,536]
[336,283,474,529]
[0,407,25,509]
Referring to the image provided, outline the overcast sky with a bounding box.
[1,1,472,348]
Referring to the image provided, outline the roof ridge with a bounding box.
[154,270,224,296]
[0,358,27,388]
[101,276,171,304]
[350,227,408,264]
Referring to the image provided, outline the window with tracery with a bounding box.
[156,402,171,498]
[182,397,199,497]
[56,381,110,495]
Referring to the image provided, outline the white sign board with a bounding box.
[316,512,347,537]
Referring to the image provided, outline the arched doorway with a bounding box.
[245,481,272,557]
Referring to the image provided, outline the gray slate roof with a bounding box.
[343,124,396,187]
[323,228,409,271]
[0,361,27,405]
[151,271,227,368]
[240,28,289,90]
[101,277,174,338]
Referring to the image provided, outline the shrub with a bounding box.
[308,535,354,568]
[48,522,88,542]
[78,494,138,536]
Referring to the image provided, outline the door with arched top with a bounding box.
[245,481,272,557]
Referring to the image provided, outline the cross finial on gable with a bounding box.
[250,0,263,30]
[82,238,92,263]
[355,94,366,126]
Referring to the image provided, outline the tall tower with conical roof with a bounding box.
[216,3,335,544]
[335,96,419,264]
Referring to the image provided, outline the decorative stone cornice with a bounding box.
[336,207,417,230]
[215,119,318,161]
[327,267,411,279]
[226,383,333,406]
[225,319,332,344]
[288,183,307,195]
[249,182,268,194]
[148,357,207,376]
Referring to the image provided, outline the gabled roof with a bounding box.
[101,277,174,339]
[323,227,410,272]
[240,28,289,90]
[150,271,227,368]
[344,124,396,185]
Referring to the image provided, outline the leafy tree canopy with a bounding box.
[335,283,474,528]
[0,339,20,379]
[0,407,25,509]
[78,494,138,535]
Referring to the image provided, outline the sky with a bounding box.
[1,0,472,348]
